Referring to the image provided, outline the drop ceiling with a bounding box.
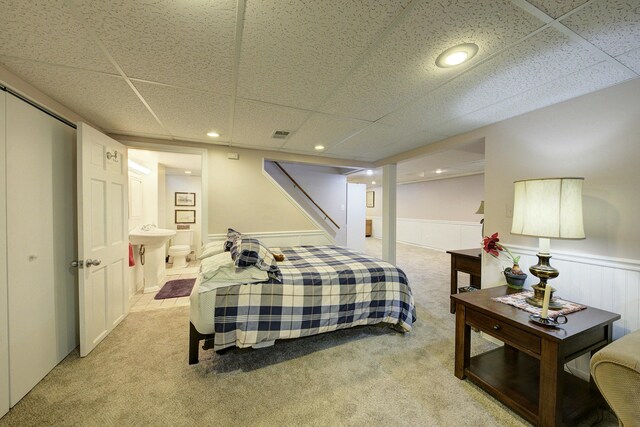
[1,0,638,163]
[348,140,485,187]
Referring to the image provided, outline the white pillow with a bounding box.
[198,244,225,260]
[199,251,233,275]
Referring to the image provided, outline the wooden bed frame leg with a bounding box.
[189,322,201,365]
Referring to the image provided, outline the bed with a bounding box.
[189,245,416,364]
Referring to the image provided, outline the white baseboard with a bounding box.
[207,229,332,248]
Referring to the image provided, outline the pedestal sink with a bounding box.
[129,226,176,293]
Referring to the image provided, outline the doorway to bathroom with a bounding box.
[125,144,208,311]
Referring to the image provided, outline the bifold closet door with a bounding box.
[0,91,9,417]
[6,94,77,406]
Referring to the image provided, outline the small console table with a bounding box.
[451,286,620,427]
[446,248,481,314]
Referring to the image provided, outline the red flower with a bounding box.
[483,232,501,258]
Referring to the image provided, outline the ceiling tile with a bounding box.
[562,0,640,57]
[0,0,114,73]
[359,131,448,161]
[432,60,635,136]
[283,114,372,152]
[526,0,590,19]
[319,0,545,121]
[232,100,310,149]
[380,27,603,132]
[324,123,402,157]
[237,0,410,110]
[0,57,168,136]
[134,82,232,142]
[617,47,640,74]
[72,0,237,93]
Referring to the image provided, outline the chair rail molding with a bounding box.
[207,229,332,247]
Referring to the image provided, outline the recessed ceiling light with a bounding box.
[371,181,376,185]
[435,169,444,174]
[436,43,479,68]
[184,170,192,174]
[206,131,220,138]
[366,170,373,176]
[314,145,325,151]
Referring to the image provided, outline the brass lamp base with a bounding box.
[525,253,564,310]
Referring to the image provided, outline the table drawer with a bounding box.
[467,308,541,355]
[454,256,481,276]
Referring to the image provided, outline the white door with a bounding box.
[77,123,129,357]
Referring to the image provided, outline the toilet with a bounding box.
[168,229,193,269]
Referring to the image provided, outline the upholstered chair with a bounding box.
[590,329,640,426]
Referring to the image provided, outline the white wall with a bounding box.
[481,77,640,286]
[366,173,484,222]
[207,149,319,236]
[127,155,159,294]
[366,174,484,251]
[264,161,346,245]
[165,174,202,252]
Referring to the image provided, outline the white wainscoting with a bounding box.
[370,217,482,251]
[506,244,640,380]
[207,230,333,248]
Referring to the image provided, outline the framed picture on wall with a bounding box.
[366,191,375,208]
[175,192,196,206]
[175,209,196,224]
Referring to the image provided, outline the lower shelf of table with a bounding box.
[465,346,601,425]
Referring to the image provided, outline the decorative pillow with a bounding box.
[197,244,225,260]
[230,237,278,272]
[224,228,242,252]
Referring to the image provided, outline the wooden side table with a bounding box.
[452,286,620,427]
[447,248,481,314]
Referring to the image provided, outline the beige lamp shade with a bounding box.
[475,200,484,215]
[511,177,585,239]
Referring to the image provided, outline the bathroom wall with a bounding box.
[128,153,159,294]
[165,174,202,254]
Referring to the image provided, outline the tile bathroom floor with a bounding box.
[130,260,199,312]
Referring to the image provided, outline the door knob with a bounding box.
[86,259,102,267]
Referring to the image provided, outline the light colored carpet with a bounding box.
[0,239,615,426]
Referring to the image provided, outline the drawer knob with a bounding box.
[493,325,501,331]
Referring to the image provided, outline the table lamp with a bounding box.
[510,177,585,308]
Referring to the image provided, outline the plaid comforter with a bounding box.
[211,245,416,350]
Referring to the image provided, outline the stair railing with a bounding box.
[273,161,341,229]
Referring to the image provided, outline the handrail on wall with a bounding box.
[273,161,341,229]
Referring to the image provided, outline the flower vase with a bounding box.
[503,266,527,289]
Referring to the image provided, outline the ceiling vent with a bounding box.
[271,130,291,139]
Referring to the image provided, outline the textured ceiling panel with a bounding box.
[134,82,232,143]
[562,0,640,57]
[319,0,545,121]
[526,0,590,19]
[237,0,410,110]
[72,0,237,93]
[283,114,372,152]
[380,27,602,133]
[617,47,640,74]
[0,57,168,136]
[324,123,399,157]
[232,100,310,149]
[432,60,634,137]
[357,131,448,161]
[0,0,114,73]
